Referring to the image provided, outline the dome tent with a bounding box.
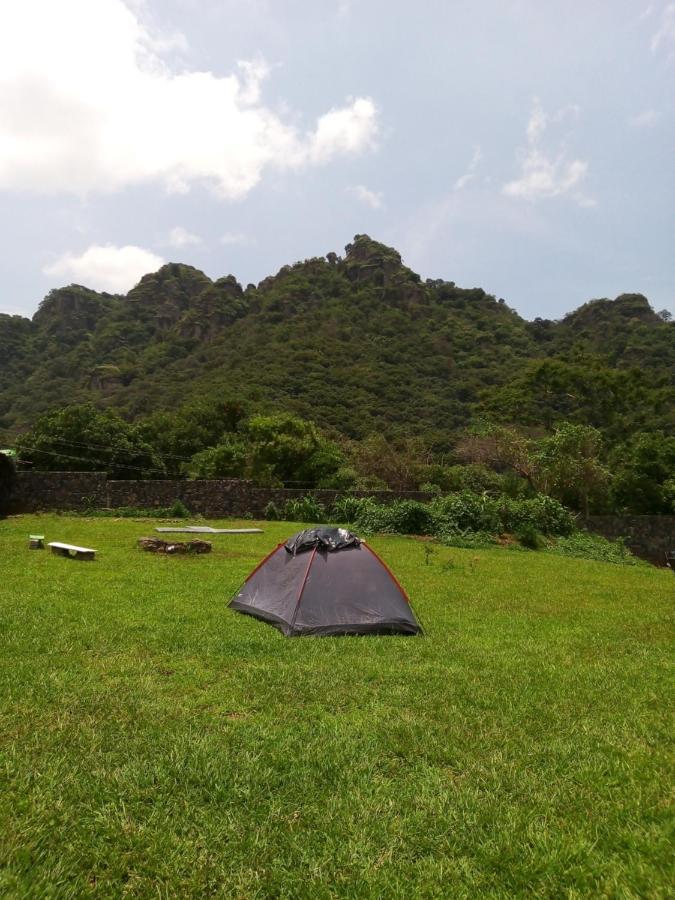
[229,527,422,637]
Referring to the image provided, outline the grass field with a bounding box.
[0,514,673,898]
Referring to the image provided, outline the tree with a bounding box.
[140,398,247,475]
[190,438,248,479]
[456,423,538,490]
[245,414,344,487]
[534,423,609,516]
[15,404,165,479]
[346,434,433,490]
[609,432,675,514]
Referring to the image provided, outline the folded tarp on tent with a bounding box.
[229,526,422,637]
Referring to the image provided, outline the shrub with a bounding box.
[169,499,190,518]
[355,499,435,535]
[516,495,575,535]
[283,495,325,522]
[439,530,497,549]
[264,501,281,521]
[430,491,502,534]
[515,523,544,550]
[330,495,372,524]
[551,532,641,566]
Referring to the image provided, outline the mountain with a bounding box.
[1,235,672,449]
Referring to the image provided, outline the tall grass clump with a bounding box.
[283,495,326,522]
[551,531,642,566]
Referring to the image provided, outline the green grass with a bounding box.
[0,514,673,898]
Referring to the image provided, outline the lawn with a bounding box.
[0,514,672,898]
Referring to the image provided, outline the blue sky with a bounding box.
[1,0,673,319]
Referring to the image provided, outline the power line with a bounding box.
[15,445,335,488]
[17,446,170,476]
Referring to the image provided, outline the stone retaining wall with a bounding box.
[9,472,674,564]
[10,471,431,519]
[584,515,675,566]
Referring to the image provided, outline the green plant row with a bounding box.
[264,491,640,564]
[265,491,575,536]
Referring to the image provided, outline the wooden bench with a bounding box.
[48,542,97,561]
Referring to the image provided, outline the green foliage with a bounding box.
[352,499,435,536]
[439,530,498,549]
[282,495,326,522]
[15,404,164,479]
[515,523,544,550]
[551,532,641,566]
[246,414,344,487]
[141,399,247,475]
[74,505,194,519]
[264,501,281,521]
[189,438,248,479]
[1,238,672,505]
[534,423,610,515]
[609,431,675,514]
[169,499,190,518]
[431,491,502,534]
[345,491,576,539]
[329,495,371,524]
[442,464,505,495]
[508,494,577,535]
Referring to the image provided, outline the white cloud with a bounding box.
[0,0,378,198]
[308,98,378,164]
[630,108,661,127]
[348,184,383,209]
[43,244,165,292]
[453,146,483,190]
[651,3,675,52]
[167,226,201,247]
[503,99,592,205]
[220,231,251,246]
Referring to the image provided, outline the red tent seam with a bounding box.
[290,546,318,631]
[244,542,284,582]
[363,543,412,604]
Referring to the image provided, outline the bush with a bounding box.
[513,495,576,536]
[551,532,640,566]
[430,491,502,534]
[264,501,281,521]
[439,530,497,549]
[283,495,325,522]
[330,495,372,524]
[515,523,544,550]
[169,499,190,518]
[355,499,435,536]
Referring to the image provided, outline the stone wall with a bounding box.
[584,516,675,566]
[10,471,108,513]
[9,472,674,564]
[10,471,431,518]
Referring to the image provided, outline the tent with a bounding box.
[229,527,422,637]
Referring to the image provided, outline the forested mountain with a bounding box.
[1,235,672,450]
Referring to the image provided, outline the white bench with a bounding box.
[49,542,97,561]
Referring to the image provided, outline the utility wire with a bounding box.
[16,445,334,488]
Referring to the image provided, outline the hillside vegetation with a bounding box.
[1,235,672,447]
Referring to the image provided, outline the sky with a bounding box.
[1,0,673,320]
